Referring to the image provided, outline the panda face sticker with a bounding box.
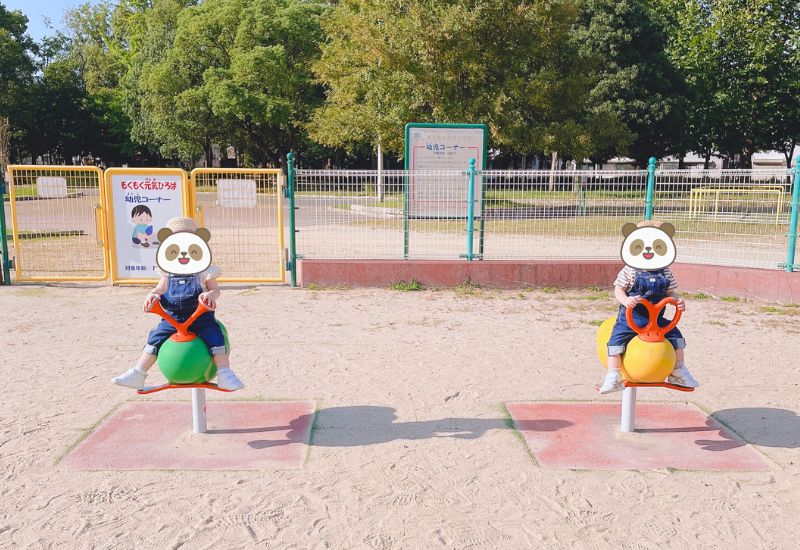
[620,223,676,270]
[156,228,212,275]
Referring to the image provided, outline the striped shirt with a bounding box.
[614,266,677,293]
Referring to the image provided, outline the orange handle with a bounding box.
[146,300,212,340]
[625,297,681,343]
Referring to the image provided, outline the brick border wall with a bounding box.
[300,259,800,302]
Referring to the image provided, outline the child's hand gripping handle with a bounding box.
[146,301,212,341]
[624,297,682,343]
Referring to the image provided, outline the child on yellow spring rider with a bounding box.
[598,220,700,393]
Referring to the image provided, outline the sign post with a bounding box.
[105,168,190,284]
[404,123,487,257]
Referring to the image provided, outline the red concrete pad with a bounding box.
[65,401,316,470]
[507,402,768,471]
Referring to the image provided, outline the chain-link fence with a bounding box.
[653,169,792,268]
[292,165,799,270]
[192,168,285,282]
[6,165,108,280]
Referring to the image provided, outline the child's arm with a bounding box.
[144,275,168,311]
[199,277,221,310]
[615,285,640,309]
[666,288,685,310]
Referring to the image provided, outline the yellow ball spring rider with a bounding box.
[596,296,692,390]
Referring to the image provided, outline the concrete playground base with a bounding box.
[506,402,768,471]
[64,401,317,470]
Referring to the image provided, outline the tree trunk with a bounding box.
[703,150,711,170]
[783,142,796,168]
[678,155,685,170]
[548,151,558,192]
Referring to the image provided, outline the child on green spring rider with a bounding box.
[112,217,244,391]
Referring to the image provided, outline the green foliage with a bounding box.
[658,0,800,167]
[124,0,329,164]
[576,0,684,165]
[390,279,424,291]
[310,0,630,161]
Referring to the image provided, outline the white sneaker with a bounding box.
[112,367,147,390]
[599,370,625,394]
[216,368,244,391]
[668,365,699,388]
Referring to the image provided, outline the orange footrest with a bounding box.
[137,382,233,395]
[623,381,695,392]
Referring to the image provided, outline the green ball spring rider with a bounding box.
[138,300,231,433]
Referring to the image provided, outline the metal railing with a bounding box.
[191,168,285,283]
[5,165,108,281]
[289,156,800,274]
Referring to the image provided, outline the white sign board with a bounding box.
[109,172,185,280]
[36,176,68,198]
[405,125,485,218]
[217,179,257,208]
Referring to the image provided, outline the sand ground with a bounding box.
[1,284,799,549]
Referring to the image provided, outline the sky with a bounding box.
[3,0,101,42]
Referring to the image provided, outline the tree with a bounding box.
[126,0,328,165]
[310,0,631,162]
[0,2,36,161]
[660,0,800,168]
[575,0,686,166]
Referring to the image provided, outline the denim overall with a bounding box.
[144,273,227,356]
[606,269,685,356]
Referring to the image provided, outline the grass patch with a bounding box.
[390,279,424,291]
[706,320,727,327]
[761,305,800,315]
[588,319,605,326]
[681,291,711,300]
[453,281,482,296]
[721,295,740,302]
[540,286,560,294]
[357,216,791,240]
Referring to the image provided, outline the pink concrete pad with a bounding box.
[507,402,768,471]
[65,401,317,470]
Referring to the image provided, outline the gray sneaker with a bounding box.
[216,368,244,391]
[599,370,625,394]
[668,366,699,388]
[112,367,147,390]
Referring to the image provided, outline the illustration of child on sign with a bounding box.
[131,205,158,248]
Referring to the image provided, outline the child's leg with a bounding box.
[664,328,698,386]
[600,354,625,393]
[112,321,174,389]
[212,352,243,390]
[134,351,158,372]
[192,317,244,391]
[600,321,634,393]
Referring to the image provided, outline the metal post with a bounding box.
[403,171,409,259]
[466,158,476,261]
[785,155,800,272]
[192,388,208,433]
[286,153,298,287]
[645,157,657,220]
[0,171,11,285]
[377,143,384,202]
[620,386,637,432]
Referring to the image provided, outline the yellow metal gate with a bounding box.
[191,169,285,282]
[7,166,109,281]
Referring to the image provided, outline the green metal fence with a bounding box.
[288,154,800,272]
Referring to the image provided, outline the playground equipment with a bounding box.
[688,186,785,224]
[137,300,232,433]
[596,297,694,432]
